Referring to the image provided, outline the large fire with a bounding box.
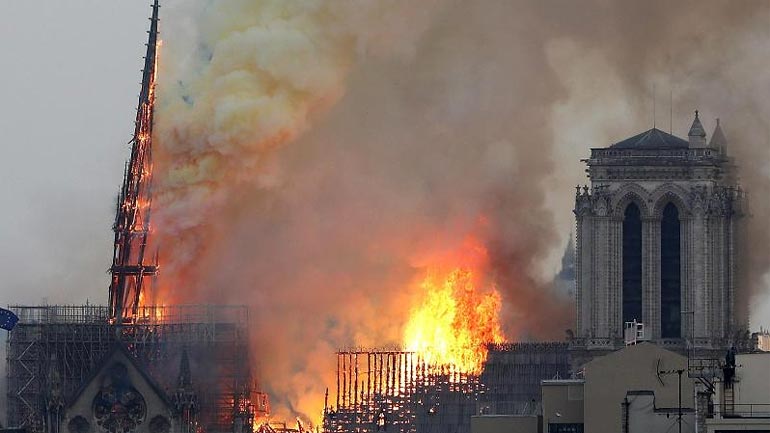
[403,241,505,375]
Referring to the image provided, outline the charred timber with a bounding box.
[108,0,160,323]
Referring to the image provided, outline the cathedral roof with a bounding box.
[610,128,689,150]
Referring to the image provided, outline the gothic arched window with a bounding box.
[661,202,681,338]
[623,203,643,327]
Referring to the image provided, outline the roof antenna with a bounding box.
[652,82,656,129]
[670,85,673,135]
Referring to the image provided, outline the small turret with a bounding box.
[709,118,728,154]
[174,348,199,433]
[177,347,192,388]
[688,110,707,147]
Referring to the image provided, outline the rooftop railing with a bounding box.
[8,304,248,325]
[717,403,770,419]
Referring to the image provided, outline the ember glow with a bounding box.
[403,241,506,375]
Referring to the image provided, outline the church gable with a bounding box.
[62,345,176,433]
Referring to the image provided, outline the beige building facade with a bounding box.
[705,352,770,432]
[541,380,583,432]
[470,344,697,433]
[469,415,541,433]
[583,343,694,433]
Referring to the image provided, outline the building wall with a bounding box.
[706,417,770,433]
[734,353,770,406]
[583,343,694,433]
[470,415,540,433]
[625,392,694,433]
[61,350,177,433]
[541,380,584,432]
[704,353,770,430]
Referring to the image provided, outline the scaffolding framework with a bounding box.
[480,342,571,415]
[323,343,572,433]
[6,305,254,433]
[323,350,483,433]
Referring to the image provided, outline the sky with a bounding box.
[0,2,150,306]
[0,2,769,334]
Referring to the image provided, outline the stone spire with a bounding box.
[709,118,728,153]
[174,348,199,433]
[557,234,575,281]
[688,110,707,147]
[177,347,192,388]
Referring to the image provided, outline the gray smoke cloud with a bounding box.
[151,0,770,422]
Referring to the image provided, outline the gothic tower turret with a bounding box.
[688,110,707,147]
[573,112,747,362]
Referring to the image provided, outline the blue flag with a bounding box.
[0,308,19,331]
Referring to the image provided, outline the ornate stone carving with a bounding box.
[92,364,147,433]
[689,186,709,215]
[575,120,746,353]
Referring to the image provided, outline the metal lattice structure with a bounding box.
[323,343,572,433]
[6,305,254,433]
[479,342,571,415]
[108,0,160,323]
[323,350,484,433]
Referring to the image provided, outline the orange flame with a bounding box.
[136,291,165,322]
[403,239,505,375]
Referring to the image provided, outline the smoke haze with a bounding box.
[148,0,770,423]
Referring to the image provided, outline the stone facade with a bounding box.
[61,346,179,433]
[57,344,199,433]
[572,113,748,359]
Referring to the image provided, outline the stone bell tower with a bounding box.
[572,112,747,360]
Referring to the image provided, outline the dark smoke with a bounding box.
[155,0,770,420]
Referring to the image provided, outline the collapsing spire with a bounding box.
[108,0,160,323]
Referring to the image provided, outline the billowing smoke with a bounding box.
[152,0,770,422]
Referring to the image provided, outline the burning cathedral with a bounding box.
[3,3,754,433]
[319,114,749,433]
[6,4,264,433]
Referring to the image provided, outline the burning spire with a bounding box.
[108,0,160,323]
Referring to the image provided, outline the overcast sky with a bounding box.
[1,1,769,328]
[0,2,153,306]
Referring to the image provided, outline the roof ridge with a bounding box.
[610,127,688,150]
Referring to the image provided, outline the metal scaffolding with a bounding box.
[480,342,571,415]
[323,350,484,433]
[322,343,572,433]
[6,304,254,433]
